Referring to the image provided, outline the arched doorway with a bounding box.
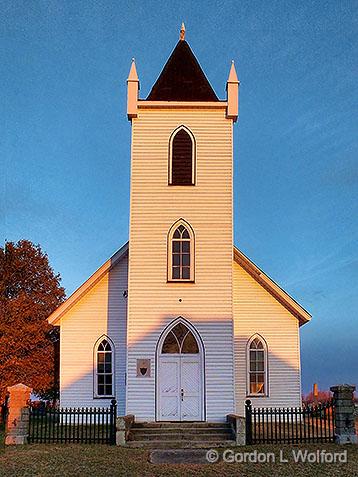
[156,318,205,421]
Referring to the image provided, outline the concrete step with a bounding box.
[132,422,230,429]
[130,432,233,441]
[131,427,232,435]
[128,421,235,448]
[126,439,237,449]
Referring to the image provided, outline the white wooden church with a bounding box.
[48,26,311,424]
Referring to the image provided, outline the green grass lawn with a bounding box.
[0,442,357,477]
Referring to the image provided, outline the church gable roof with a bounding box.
[233,247,311,326]
[146,40,219,102]
[48,242,311,327]
[48,242,128,325]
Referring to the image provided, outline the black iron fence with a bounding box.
[1,395,9,426]
[245,399,335,444]
[29,400,117,445]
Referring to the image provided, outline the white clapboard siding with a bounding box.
[60,253,128,414]
[127,107,235,422]
[233,259,302,415]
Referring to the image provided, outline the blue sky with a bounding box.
[2,0,357,393]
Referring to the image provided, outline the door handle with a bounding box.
[181,388,184,401]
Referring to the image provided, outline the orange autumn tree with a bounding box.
[0,240,65,402]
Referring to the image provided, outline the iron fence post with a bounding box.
[110,399,117,445]
[245,399,253,445]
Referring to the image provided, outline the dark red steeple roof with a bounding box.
[147,40,219,101]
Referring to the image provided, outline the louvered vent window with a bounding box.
[170,128,195,185]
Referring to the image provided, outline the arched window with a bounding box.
[95,337,114,397]
[247,335,268,396]
[168,220,194,281]
[169,126,195,185]
[161,322,199,354]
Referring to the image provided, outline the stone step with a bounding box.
[130,432,233,442]
[131,427,232,435]
[132,422,230,429]
[126,439,237,449]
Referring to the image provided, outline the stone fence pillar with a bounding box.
[116,414,135,446]
[5,383,32,445]
[330,384,357,444]
[227,414,246,445]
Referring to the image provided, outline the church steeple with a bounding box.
[127,24,237,423]
[146,26,218,102]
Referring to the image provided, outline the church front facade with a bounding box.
[48,28,311,422]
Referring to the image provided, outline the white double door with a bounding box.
[158,354,203,421]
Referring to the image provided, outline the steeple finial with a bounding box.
[180,22,186,41]
[227,60,239,83]
[127,58,139,82]
[226,60,239,122]
[127,58,139,120]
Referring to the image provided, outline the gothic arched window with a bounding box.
[161,322,199,354]
[169,126,195,185]
[95,337,114,397]
[168,220,194,281]
[247,335,268,396]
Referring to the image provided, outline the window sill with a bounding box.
[167,280,195,283]
[93,396,115,400]
[168,183,195,186]
[247,394,268,398]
